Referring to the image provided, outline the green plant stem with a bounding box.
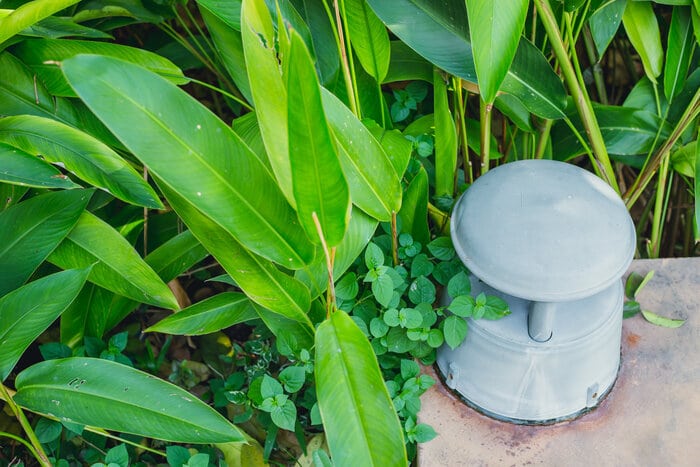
[534,0,619,193]
[0,384,51,467]
[333,0,360,117]
[582,25,608,105]
[188,77,253,111]
[535,118,553,159]
[624,87,700,208]
[391,211,399,266]
[312,212,337,317]
[649,155,671,258]
[454,79,473,183]
[479,98,492,175]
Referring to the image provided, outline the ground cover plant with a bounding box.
[0,0,698,466]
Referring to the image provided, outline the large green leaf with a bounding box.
[0,0,81,46]
[367,0,566,119]
[315,310,407,466]
[48,211,179,310]
[434,69,457,197]
[60,229,209,345]
[14,357,245,443]
[0,51,119,147]
[365,121,413,179]
[663,6,694,103]
[398,166,430,246]
[11,15,111,40]
[552,104,671,164]
[289,0,340,86]
[197,0,252,103]
[322,89,401,221]
[62,54,314,268]
[241,0,293,205]
[0,188,91,297]
[589,0,626,57]
[0,141,81,189]
[157,180,313,329]
[0,268,89,381]
[366,0,475,81]
[345,0,390,83]
[0,115,162,208]
[12,38,187,97]
[465,0,528,103]
[0,183,29,211]
[500,38,567,119]
[384,40,433,83]
[146,292,257,335]
[287,31,350,246]
[623,0,663,83]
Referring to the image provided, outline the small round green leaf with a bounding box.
[443,315,468,350]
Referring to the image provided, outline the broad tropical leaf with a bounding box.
[384,41,433,83]
[48,211,179,310]
[623,0,663,83]
[589,0,626,57]
[288,0,340,86]
[315,311,407,466]
[0,188,91,297]
[0,0,81,46]
[197,0,252,103]
[14,357,245,443]
[367,0,566,119]
[287,31,350,246]
[157,180,313,329]
[322,89,401,221]
[62,54,314,268]
[365,121,413,179]
[60,230,209,345]
[434,69,457,197]
[0,51,119,147]
[552,104,671,164]
[0,115,162,208]
[344,0,390,83]
[398,166,430,246]
[146,292,257,335]
[500,38,567,119]
[663,6,694,103]
[12,38,187,97]
[0,268,90,380]
[241,0,294,205]
[0,142,81,189]
[465,0,528,103]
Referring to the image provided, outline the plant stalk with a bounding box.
[648,154,671,258]
[479,98,492,175]
[535,118,554,159]
[0,383,51,467]
[333,0,360,117]
[312,212,337,318]
[582,25,608,105]
[391,211,399,266]
[534,0,619,193]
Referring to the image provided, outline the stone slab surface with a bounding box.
[418,258,699,466]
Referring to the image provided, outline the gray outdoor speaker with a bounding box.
[437,160,636,423]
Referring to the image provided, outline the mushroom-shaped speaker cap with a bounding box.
[451,160,636,302]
